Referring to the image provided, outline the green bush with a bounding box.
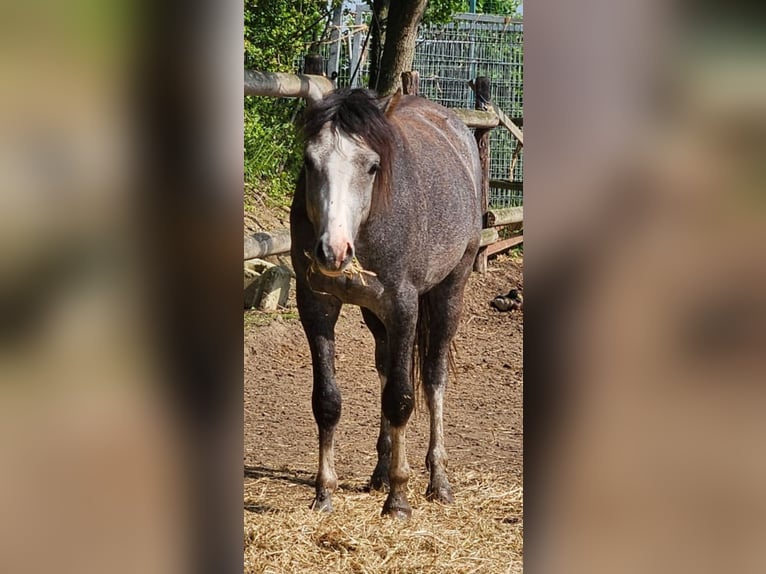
[244,0,328,206]
[244,97,304,206]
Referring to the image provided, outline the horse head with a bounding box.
[302,89,394,276]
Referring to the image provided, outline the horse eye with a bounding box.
[304,154,314,171]
[368,163,380,175]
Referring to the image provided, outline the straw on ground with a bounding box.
[244,467,522,574]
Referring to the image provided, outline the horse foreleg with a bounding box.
[297,284,342,512]
[314,420,338,512]
[380,295,418,519]
[383,425,411,519]
[361,308,390,492]
[311,337,341,512]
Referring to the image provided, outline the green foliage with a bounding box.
[244,0,329,72]
[475,0,522,16]
[244,99,304,205]
[424,0,468,24]
[424,0,522,23]
[244,0,327,205]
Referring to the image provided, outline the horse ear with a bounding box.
[382,89,403,118]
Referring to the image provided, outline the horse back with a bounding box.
[387,96,480,213]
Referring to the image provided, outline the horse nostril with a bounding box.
[343,243,355,266]
[314,239,353,271]
[314,241,330,267]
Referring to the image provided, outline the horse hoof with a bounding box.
[384,507,412,520]
[426,484,454,504]
[310,496,333,512]
[382,495,412,519]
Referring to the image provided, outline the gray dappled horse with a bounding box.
[290,88,481,518]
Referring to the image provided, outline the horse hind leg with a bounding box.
[361,308,391,493]
[297,282,343,512]
[420,273,471,504]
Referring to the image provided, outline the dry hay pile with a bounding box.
[244,467,523,573]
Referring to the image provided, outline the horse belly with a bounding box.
[420,236,477,289]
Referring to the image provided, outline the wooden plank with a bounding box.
[452,109,499,129]
[487,206,523,226]
[486,235,523,257]
[479,227,499,247]
[489,179,523,191]
[453,13,523,25]
[488,101,523,144]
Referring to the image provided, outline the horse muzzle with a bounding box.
[313,237,355,276]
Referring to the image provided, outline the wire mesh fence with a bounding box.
[414,14,523,208]
[299,9,523,208]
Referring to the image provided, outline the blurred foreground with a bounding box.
[526,2,766,573]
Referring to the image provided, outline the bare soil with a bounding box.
[244,248,523,492]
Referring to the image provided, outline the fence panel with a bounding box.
[414,15,523,208]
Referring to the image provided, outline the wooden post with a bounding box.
[303,54,324,76]
[472,76,491,111]
[472,76,491,273]
[401,71,420,95]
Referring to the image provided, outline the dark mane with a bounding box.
[303,88,395,213]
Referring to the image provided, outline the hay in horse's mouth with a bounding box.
[304,251,377,285]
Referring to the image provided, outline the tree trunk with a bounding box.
[374,0,427,96]
[368,0,389,91]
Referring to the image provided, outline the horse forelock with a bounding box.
[303,89,394,213]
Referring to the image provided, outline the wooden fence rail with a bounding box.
[244,230,292,260]
[244,69,500,130]
[245,70,334,104]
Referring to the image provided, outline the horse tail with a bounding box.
[411,294,457,412]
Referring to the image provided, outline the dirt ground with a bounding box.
[244,241,523,494]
